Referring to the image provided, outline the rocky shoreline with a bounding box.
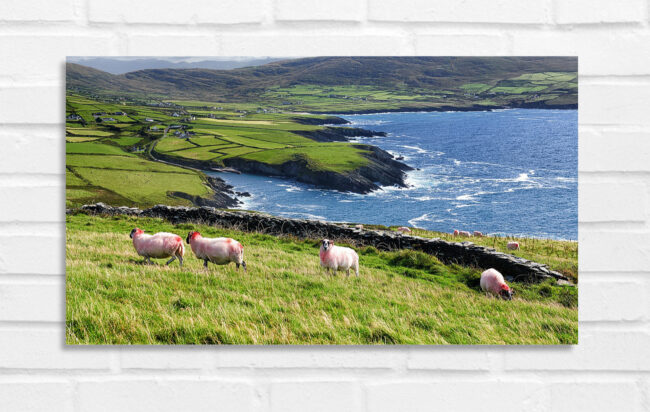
[73,203,571,284]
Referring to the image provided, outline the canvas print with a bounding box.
[65,56,578,344]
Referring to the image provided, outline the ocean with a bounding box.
[209,109,578,240]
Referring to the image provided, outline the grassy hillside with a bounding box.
[67,57,577,109]
[387,227,578,282]
[66,214,577,345]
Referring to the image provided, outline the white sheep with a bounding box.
[129,228,185,267]
[480,268,513,300]
[186,231,246,271]
[319,239,359,277]
[397,226,411,234]
[354,224,364,230]
[473,231,484,237]
[507,241,520,250]
[458,230,472,237]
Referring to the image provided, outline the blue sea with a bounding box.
[210,109,578,240]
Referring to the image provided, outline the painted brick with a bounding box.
[415,34,508,55]
[3,0,76,21]
[579,280,647,321]
[511,31,650,76]
[0,126,64,174]
[0,187,64,222]
[548,381,643,411]
[0,87,62,124]
[76,379,255,412]
[0,35,116,81]
[0,235,64,275]
[407,347,495,370]
[505,330,650,370]
[580,129,650,172]
[579,181,646,222]
[0,282,64,322]
[0,382,73,412]
[0,329,111,369]
[580,83,650,126]
[579,232,650,272]
[368,0,550,23]
[126,34,219,55]
[216,347,404,369]
[219,34,413,56]
[275,0,365,21]
[555,0,645,24]
[270,381,362,412]
[89,0,266,24]
[120,348,214,370]
[366,381,547,412]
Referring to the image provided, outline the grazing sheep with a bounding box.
[319,239,359,277]
[186,231,246,271]
[453,229,459,236]
[458,230,472,237]
[507,241,520,250]
[397,226,411,234]
[129,228,184,267]
[355,224,364,230]
[480,268,513,300]
[473,231,484,237]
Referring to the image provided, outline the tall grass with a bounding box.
[66,214,577,345]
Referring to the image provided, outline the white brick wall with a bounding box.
[1,0,648,410]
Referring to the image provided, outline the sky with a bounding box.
[66,56,287,74]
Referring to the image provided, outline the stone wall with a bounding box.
[75,203,569,283]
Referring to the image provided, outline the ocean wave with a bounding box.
[402,145,428,154]
[408,213,433,227]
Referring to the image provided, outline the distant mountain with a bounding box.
[66,56,577,101]
[66,57,284,75]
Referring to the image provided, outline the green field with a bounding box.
[66,214,578,345]
[65,141,216,208]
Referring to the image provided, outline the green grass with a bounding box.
[66,214,578,345]
[405,227,578,282]
[73,168,208,206]
[241,144,370,173]
[66,142,135,156]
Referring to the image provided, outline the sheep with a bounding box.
[458,230,472,237]
[129,228,184,267]
[355,224,364,230]
[397,226,411,234]
[186,231,246,271]
[473,231,484,237]
[507,241,520,250]
[453,229,459,236]
[480,268,514,300]
[319,239,359,277]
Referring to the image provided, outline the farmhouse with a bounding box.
[113,111,127,116]
[145,118,154,122]
[66,114,82,121]
[101,117,116,122]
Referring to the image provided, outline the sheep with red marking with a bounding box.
[458,230,472,237]
[480,268,514,300]
[129,228,185,267]
[397,227,411,234]
[453,229,459,236]
[319,239,359,277]
[186,231,246,271]
[507,241,520,250]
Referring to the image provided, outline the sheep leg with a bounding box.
[177,255,183,268]
[166,256,177,266]
[346,269,350,277]
[242,261,247,273]
[203,259,208,269]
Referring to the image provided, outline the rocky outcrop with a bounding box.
[295,126,387,142]
[223,144,412,194]
[73,203,570,283]
[290,115,349,125]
